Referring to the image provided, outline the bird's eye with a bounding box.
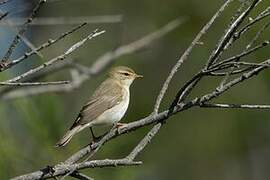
[121,72,129,76]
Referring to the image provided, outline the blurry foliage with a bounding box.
[0,0,270,179]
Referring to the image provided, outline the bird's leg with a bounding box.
[89,127,98,151]
[89,127,103,143]
[90,127,97,140]
[89,127,100,145]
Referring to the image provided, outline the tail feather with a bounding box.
[55,126,81,147]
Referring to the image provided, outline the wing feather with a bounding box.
[70,79,123,129]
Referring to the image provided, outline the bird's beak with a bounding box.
[135,74,143,78]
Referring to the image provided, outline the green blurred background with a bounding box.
[0,0,270,179]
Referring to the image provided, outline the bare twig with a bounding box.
[226,61,270,67]
[0,59,73,99]
[12,159,142,180]
[0,12,8,21]
[0,9,45,59]
[199,59,270,103]
[13,58,270,180]
[64,58,270,168]
[126,123,162,161]
[167,72,203,114]
[0,18,185,99]
[0,15,123,26]
[246,21,270,49]
[1,0,46,62]
[0,81,69,86]
[208,66,253,76]
[0,23,88,72]
[205,0,260,68]
[200,103,270,109]
[152,0,234,115]
[10,2,270,180]
[236,6,270,40]
[5,29,105,83]
[166,0,269,117]
[211,40,269,69]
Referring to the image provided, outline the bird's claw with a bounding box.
[116,122,127,128]
[115,122,127,134]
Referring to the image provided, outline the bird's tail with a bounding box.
[55,125,82,147]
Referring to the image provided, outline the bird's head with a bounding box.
[109,66,143,87]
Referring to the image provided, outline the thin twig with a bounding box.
[246,21,270,49]
[200,103,270,109]
[0,18,185,99]
[0,23,88,72]
[1,0,46,62]
[0,9,44,60]
[13,57,270,180]
[167,71,204,115]
[12,159,142,180]
[205,0,260,68]
[237,6,270,39]
[208,66,253,76]
[66,58,270,164]
[10,2,270,180]
[0,59,73,98]
[199,58,270,103]
[0,81,69,86]
[0,15,123,26]
[227,61,270,67]
[5,29,105,83]
[0,11,8,21]
[60,124,119,179]
[210,40,269,69]
[126,123,162,161]
[153,0,234,114]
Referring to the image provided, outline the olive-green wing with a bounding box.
[70,79,123,129]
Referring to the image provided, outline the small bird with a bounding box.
[55,66,143,147]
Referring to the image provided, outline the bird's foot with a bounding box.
[89,135,101,145]
[40,165,55,177]
[89,133,106,150]
[93,135,103,142]
[115,122,127,135]
[116,122,127,128]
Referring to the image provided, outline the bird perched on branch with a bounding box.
[55,66,143,147]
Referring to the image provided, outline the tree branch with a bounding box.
[0,15,123,26]
[0,81,69,86]
[205,0,260,68]
[200,103,270,109]
[1,0,46,62]
[10,1,270,179]
[5,29,105,83]
[0,18,185,100]
[152,0,235,115]
[12,159,142,180]
[0,23,88,72]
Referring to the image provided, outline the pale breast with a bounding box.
[92,87,130,126]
